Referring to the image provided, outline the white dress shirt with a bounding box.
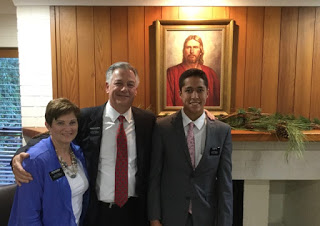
[96,102,137,202]
[181,109,207,167]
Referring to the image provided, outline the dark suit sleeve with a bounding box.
[217,126,233,226]
[148,123,163,221]
[75,107,92,148]
[11,133,50,166]
[16,133,50,155]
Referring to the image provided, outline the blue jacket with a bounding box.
[9,137,89,226]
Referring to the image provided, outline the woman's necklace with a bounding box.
[57,148,78,179]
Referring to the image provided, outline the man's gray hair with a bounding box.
[106,62,140,87]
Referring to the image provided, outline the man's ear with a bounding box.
[45,122,50,131]
[179,90,182,99]
[105,82,110,94]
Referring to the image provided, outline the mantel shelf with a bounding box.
[23,127,320,142]
[231,130,320,142]
[23,127,48,138]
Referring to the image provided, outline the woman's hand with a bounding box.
[204,109,216,121]
[150,220,162,226]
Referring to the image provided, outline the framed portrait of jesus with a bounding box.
[150,19,235,116]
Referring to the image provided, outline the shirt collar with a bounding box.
[181,109,206,130]
[105,101,132,123]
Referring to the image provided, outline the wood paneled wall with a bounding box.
[51,6,320,118]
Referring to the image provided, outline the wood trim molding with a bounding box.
[22,127,48,138]
[0,48,18,58]
[22,127,320,141]
[231,130,320,142]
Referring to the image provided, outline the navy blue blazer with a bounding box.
[9,137,89,226]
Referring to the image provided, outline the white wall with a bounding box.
[16,6,52,127]
[0,0,18,47]
[0,2,52,127]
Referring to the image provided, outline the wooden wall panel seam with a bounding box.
[310,7,320,118]
[259,7,265,110]
[50,6,57,99]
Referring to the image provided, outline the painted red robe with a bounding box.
[166,63,220,106]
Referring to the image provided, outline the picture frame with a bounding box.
[150,19,235,116]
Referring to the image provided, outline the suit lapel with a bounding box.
[88,104,105,139]
[195,116,217,171]
[204,116,218,152]
[132,108,143,167]
[87,103,105,182]
[172,111,194,169]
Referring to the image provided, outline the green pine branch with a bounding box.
[218,108,320,161]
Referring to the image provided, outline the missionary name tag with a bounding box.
[90,127,101,135]
[210,147,221,156]
[49,168,65,181]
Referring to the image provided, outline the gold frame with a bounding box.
[150,19,235,116]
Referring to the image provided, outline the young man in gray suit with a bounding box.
[148,68,233,226]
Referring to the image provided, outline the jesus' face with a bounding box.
[183,39,202,64]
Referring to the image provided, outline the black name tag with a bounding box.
[49,168,65,181]
[90,127,100,135]
[210,147,220,156]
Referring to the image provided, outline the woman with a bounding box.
[9,98,89,226]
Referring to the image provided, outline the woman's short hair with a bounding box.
[45,98,80,126]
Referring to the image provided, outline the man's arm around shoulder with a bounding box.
[12,132,50,186]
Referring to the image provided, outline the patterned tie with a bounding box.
[114,115,128,207]
[187,122,195,214]
[187,122,195,169]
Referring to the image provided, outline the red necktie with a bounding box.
[114,115,128,207]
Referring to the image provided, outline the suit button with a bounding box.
[190,172,195,178]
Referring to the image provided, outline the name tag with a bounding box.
[210,147,220,156]
[49,168,65,181]
[90,127,100,135]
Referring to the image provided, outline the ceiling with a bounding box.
[11,0,320,7]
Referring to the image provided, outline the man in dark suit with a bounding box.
[148,68,233,226]
[12,62,156,226]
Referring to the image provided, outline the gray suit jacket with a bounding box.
[148,110,233,226]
